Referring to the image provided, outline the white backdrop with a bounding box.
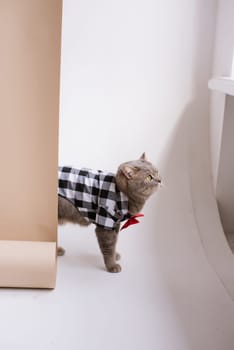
[57,2,234,349]
[59,0,214,172]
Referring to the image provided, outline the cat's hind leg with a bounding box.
[115,252,121,260]
[57,246,66,256]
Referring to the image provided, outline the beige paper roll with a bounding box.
[0,241,57,288]
[0,1,62,288]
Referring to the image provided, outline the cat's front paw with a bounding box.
[107,263,122,273]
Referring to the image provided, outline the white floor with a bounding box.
[1,201,234,350]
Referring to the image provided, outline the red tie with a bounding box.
[120,213,144,230]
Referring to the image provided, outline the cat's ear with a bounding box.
[140,152,147,161]
[120,165,136,179]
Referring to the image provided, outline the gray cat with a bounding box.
[58,153,161,273]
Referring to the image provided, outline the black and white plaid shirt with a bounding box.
[58,166,130,230]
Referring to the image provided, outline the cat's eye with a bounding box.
[146,174,153,182]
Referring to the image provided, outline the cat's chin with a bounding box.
[141,187,158,198]
[151,185,160,195]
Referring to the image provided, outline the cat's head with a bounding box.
[116,153,161,202]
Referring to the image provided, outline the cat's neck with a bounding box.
[116,173,146,215]
[127,194,145,215]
